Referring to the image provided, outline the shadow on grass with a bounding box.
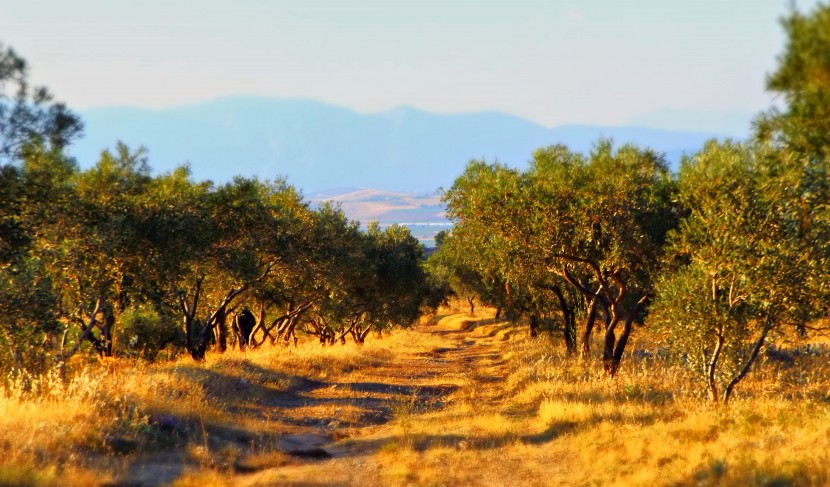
[423,313,451,325]
[129,361,458,442]
[337,421,577,457]
[429,316,514,336]
[115,360,460,484]
[166,363,457,428]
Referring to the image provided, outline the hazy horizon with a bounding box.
[78,94,755,137]
[2,0,822,133]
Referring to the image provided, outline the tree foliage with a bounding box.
[756,3,830,159]
[0,141,439,369]
[0,43,83,163]
[435,142,677,373]
[652,141,830,402]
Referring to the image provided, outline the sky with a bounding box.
[0,0,822,133]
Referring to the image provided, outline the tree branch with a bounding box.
[548,253,608,290]
[559,266,609,308]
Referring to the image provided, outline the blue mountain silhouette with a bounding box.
[71,97,729,192]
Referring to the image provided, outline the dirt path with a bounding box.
[271,314,515,452]
[112,312,517,486]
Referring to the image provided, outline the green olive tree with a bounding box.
[651,141,830,403]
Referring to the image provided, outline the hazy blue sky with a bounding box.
[0,0,821,130]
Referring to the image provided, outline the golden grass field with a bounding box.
[1,305,829,486]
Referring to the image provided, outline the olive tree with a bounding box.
[440,161,534,324]
[651,141,830,403]
[439,144,676,371]
[651,2,830,404]
[173,177,309,360]
[0,45,82,372]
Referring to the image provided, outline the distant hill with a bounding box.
[308,188,446,224]
[307,187,450,247]
[71,97,732,192]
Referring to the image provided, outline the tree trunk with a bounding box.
[581,298,598,360]
[180,263,276,361]
[247,301,267,349]
[284,320,298,346]
[358,326,372,344]
[467,297,475,317]
[550,285,577,355]
[601,300,621,374]
[723,322,771,404]
[189,321,210,361]
[705,334,724,402]
[100,304,116,358]
[184,313,195,354]
[608,316,634,376]
[60,297,106,372]
[180,276,203,358]
[215,308,228,353]
[564,314,577,355]
[602,320,618,373]
[604,296,648,376]
[529,314,540,338]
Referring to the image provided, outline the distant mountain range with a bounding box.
[70,97,739,193]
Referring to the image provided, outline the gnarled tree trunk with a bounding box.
[581,298,598,360]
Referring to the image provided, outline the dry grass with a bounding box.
[1,307,829,486]
[358,314,830,487]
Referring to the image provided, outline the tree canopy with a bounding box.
[0,43,83,163]
[756,3,830,160]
